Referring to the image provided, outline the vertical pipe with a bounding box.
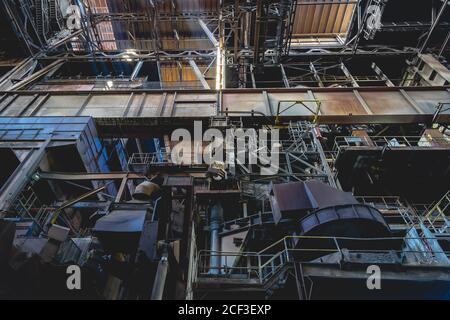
[151,253,169,300]
[209,203,223,274]
[242,202,248,218]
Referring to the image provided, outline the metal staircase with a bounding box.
[127,151,168,173]
[423,190,450,235]
[48,0,63,29]
[241,181,270,200]
[194,232,450,298]
[35,0,44,37]
[11,176,79,236]
[284,121,337,187]
[356,196,421,231]
[219,212,273,237]
[195,237,295,296]
[286,121,309,153]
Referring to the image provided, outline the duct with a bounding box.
[293,204,392,261]
[209,203,223,275]
[297,204,390,237]
[93,209,147,253]
[269,180,359,224]
[132,181,160,201]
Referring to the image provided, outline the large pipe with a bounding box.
[209,203,223,275]
[151,253,169,300]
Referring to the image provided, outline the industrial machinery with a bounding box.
[0,0,449,300]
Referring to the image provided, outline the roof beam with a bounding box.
[131,60,144,81]
[419,0,449,54]
[198,19,219,47]
[189,59,211,89]
[341,62,359,87]
[8,59,65,91]
[371,62,394,87]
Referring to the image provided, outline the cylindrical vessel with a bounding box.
[209,203,223,275]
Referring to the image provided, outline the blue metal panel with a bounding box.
[0,117,119,196]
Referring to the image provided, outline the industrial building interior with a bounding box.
[0,0,449,300]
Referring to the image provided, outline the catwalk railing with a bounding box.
[423,190,450,235]
[333,135,450,153]
[194,235,450,286]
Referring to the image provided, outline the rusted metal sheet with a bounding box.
[313,91,368,116]
[359,91,417,115]
[0,87,448,124]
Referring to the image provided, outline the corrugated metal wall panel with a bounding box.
[293,0,356,36]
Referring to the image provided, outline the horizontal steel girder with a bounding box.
[0,87,448,125]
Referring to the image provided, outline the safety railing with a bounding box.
[195,235,450,285]
[355,196,420,229]
[240,181,271,200]
[127,151,168,172]
[356,196,406,210]
[220,212,273,236]
[128,152,167,166]
[333,135,450,153]
[217,196,422,237]
[423,190,450,235]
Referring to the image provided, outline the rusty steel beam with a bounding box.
[38,172,146,181]
[0,87,448,125]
